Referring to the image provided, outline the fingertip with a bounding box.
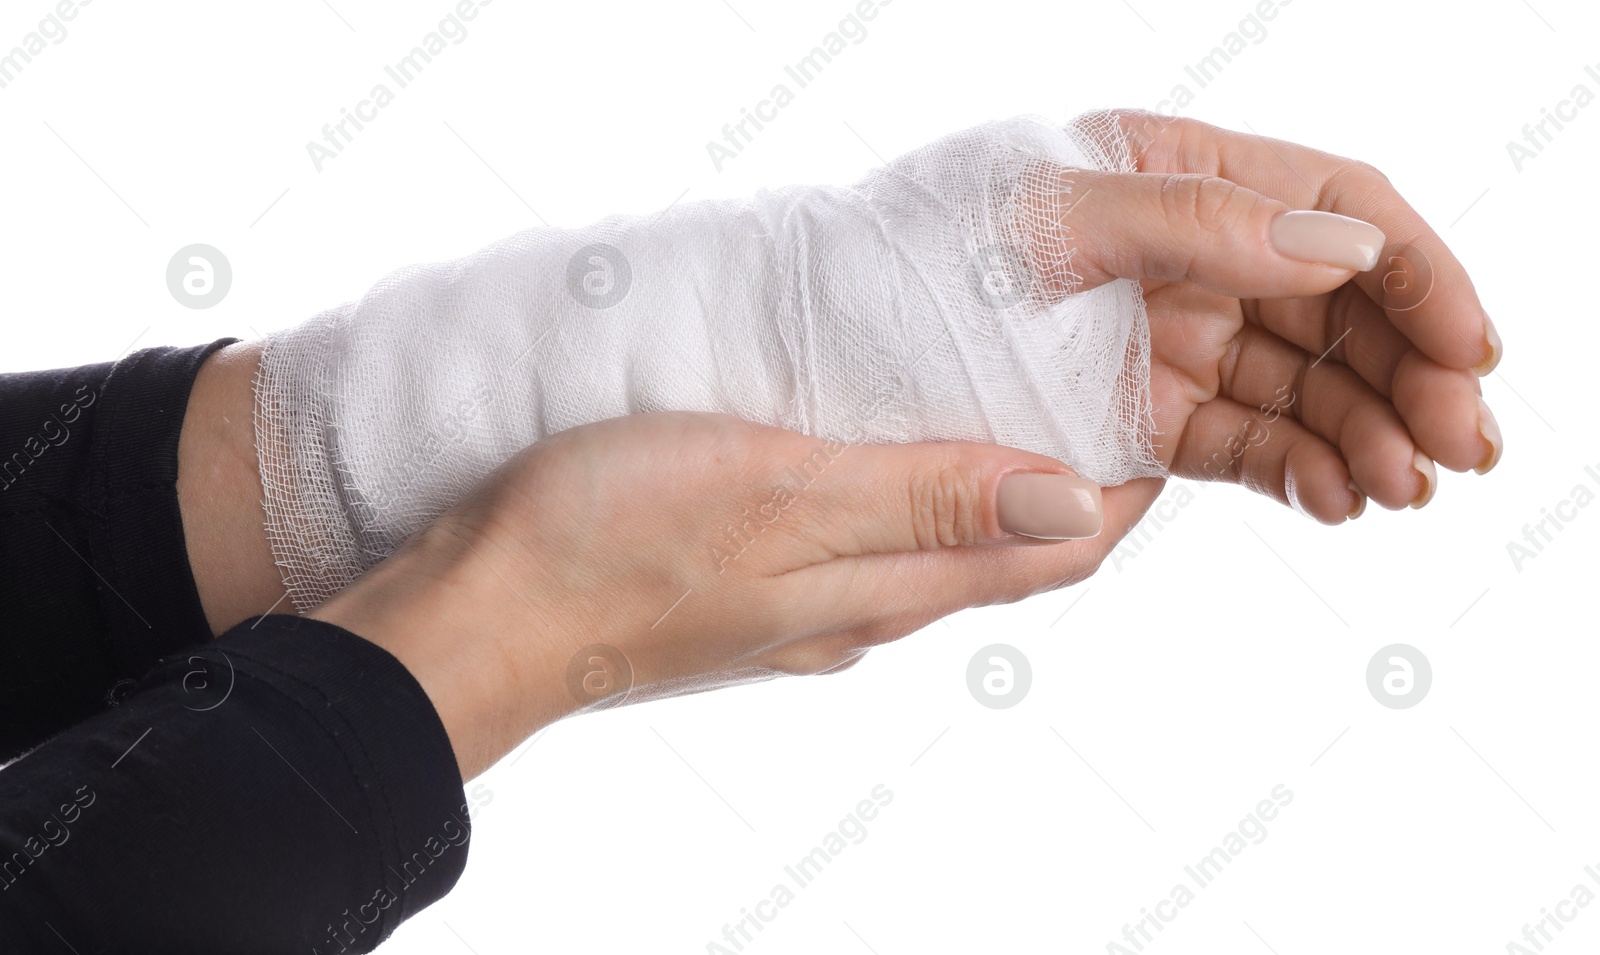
[1409,452,1438,509]
[1099,476,1168,526]
[1346,481,1368,521]
[1474,396,1504,475]
[1284,443,1355,526]
[1473,316,1504,376]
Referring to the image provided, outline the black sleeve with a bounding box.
[0,341,232,762]
[0,615,470,953]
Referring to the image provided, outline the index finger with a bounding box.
[1095,110,1500,374]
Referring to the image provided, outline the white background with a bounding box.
[2,0,1597,951]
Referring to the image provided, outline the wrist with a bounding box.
[308,519,578,779]
[177,341,293,634]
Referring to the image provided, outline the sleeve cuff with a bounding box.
[213,614,470,930]
[86,340,236,669]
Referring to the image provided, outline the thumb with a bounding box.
[781,440,1105,562]
[1059,167,1386,298]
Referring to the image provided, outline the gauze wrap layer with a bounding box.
[257,114,1163,609]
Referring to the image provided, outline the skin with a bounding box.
[1070,111,1501,519]
[176,339,288,630]
[175,114,1501,780]
[309,414,1166,779]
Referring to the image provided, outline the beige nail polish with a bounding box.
[1474,397,1503,475]
[997,472,1103,540]
[1346,481,1367,520]
[1410,451,1437,509]
[1473,316,1503,376]
[1270,210,1386,272]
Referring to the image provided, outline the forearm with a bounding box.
[0,616,467,950]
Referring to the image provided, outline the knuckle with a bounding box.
[907,459,984,549]
[853,611,925,646]
[1162,174,1246,235]
[770,642,860,677]
[819,649,869,676]
[1214,333,1246,395]
[1324,158,1391,201]
[1349,158,1390,186]
[1057,557,1102,588]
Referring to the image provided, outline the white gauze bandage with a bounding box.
[256,113,1164,609]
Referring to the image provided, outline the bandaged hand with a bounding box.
[259,110,1501,610]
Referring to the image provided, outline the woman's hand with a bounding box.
[1049,110,1502,523]
[310,412,1164,779]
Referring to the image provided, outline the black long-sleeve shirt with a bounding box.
[0,342,467,952]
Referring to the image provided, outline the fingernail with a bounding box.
[1346,481,1367,520]
[1410,451,1437,509]
[1474,397,1503,475]
[997,472,1103,540]
[1473,316,1503,376]
[1270,210,1385,272]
